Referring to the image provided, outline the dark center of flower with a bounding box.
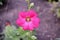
[26,17,31,22]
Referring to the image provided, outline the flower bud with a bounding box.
[31,36,37,39]
[30,3,34,7]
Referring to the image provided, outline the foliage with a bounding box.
[56,8,60,18]
[3,25,37,40]
[0,0,3,5]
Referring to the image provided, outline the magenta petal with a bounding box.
[32,17,40,28]
[27,10,37,17]
[28,22,34,30]
[22,22,29,30]
[19,12,27,18]
[19,10,37,18]
[23,27,28,30]
[16,17,25,26]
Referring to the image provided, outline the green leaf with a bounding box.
[4,25,19,40]
[4,25,37,40]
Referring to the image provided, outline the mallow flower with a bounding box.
[16,10,40,31]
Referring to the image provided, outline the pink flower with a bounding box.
[16,10,40,31]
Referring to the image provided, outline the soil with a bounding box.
[0,0,60,40]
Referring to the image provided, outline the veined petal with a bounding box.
[27,10,37,17]
[19,10,37,18]
[19,12,28,18]
[22,22,29,30]
[32,17,40,28]
[28,22,34,30]
[16,17,25,26]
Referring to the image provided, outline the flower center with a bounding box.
[26,17,31,22]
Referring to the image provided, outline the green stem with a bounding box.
[28,0,30,10]
[49,0,51,2]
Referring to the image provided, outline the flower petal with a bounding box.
[32,17,40,28]
[19,12,27,18]
[27,10,37,17]
[19,10,37,18]
[16,17,25,26]
[28,22,34,30]
[22,22,29,30]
